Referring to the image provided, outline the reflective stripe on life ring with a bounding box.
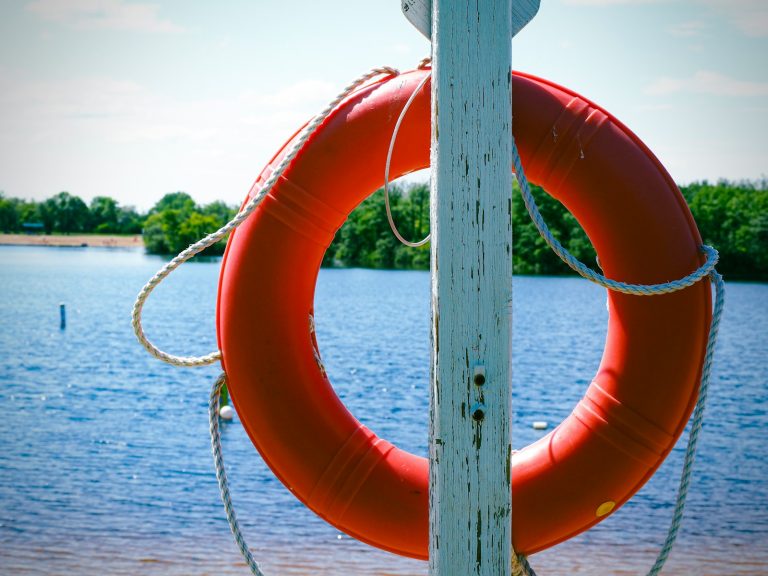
[216,69,711,558]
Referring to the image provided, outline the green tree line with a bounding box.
[0,190,237,256]
[323,184,431,270]
[140,192,236,255]
[1,180,765,279]
[0,191,144,235]
[324,179,767,281]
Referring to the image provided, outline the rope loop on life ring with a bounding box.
[131,65,400,367]
[384,70,432,247]
[511,138,719,296]
[380,71,725,576]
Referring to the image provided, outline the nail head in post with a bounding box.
[471,402,486,422]
[473,365,486,386]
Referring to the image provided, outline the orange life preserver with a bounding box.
[216,69,711,558]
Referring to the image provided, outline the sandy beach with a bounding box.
[0,233,142,248]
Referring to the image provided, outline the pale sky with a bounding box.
[0,0,766,211]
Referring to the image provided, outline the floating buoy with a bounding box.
[217,68,711,558]
[219,405,234,421]
[532,421,548,430]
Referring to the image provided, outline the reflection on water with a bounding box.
[3,535,767,576]
[0,246,766,575]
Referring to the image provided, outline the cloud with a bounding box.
[637,103,673,111]
[0,74,337,145]
[669,20,706,37]
[646,70,768,97]
[390,43,413,55]
[562,0,767,36]
[698,0,768,37]
[0,72,339,208]
[246,80,336,111]
[26,0,183,33]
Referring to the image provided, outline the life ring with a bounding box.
[216,69,711,558]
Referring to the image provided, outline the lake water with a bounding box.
[0,245,766,575]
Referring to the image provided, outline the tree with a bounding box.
[177,212,227,254]
[202,200,236,225]
[116,206,144,234]
[0,193,19,232]
[142,210,178,254]
[41,192,90,233]
[89,196,119,233]
[511,182,595,275]
[149,191,196,215]
[325,183,431,269]
[141,193,234,255]
[681,180,768,280]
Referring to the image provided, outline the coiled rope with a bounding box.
[134,64,725,576]
[515,270,724,576]
[479,120,724,576]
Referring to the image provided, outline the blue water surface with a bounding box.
[0,245,766,575]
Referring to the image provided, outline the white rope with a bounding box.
[645,270,724,576]
[131,66,400,367]
[210,373,264,576]
[511,138,719,295]
[383,71,432,247]
[510,137,726,576]
[513,552,537,576]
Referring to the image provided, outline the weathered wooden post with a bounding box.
[429,1,514,574]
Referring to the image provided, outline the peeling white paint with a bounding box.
[429,1,515,574]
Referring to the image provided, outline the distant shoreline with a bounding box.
[0,233,142,248]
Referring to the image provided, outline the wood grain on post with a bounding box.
[429,1,513,574]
